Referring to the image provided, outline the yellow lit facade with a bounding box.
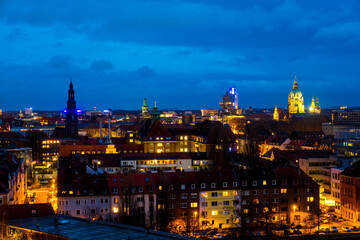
[288,76,305,114]
[199,189,238,229]
[143,135,207,154]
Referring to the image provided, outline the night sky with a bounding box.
[0,0,359,111]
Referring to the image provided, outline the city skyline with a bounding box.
[1,0,359,111]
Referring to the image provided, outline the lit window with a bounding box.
[263,180,267,186]
[212,211,218,216]
[201,193,208,198]
[307,197,314,202]
[184,136,188,140]
[281,188,287,194]
[113,207,119,213]
[159,186,162,190]
[223,191,229,197]
[191,202,198,208]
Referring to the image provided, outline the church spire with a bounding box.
[65,80,78,138]
[293,75,298,90]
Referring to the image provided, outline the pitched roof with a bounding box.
[145,120,172,140]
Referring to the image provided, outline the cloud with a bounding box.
[90,60,114,71]
[0,1,359,110]
[136,66,155,78]
[313,22,360,41]
[234,55,264,66]
[46,55,70,68]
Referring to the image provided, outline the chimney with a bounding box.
[93,159,98,171]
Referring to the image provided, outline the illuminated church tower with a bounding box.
[288,76,305,114]
[273,105,279,121]
[65,81,78,138]
[310,97,321,114]
[315,98,321,114]
[142,98,149,118]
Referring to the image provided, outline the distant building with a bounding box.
[142,98,149,119]
[332,108,360,125]
[309,98,321,114]
[219,87,239,112]
[151,101,160,119]
[288,76,305,114]
[65,81,78,139]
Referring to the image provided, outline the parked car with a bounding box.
[331,226,338,233]
[342,227,351,232]
[322,219,329,224]
[293,230,302,235]
[352,227,360,232]
[255,232,263,237]
[321,228,330,233]
[338,217,344,222]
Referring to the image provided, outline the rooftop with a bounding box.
[9,214,194,240]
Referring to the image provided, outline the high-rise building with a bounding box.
[142,98,149,118]
[65,81,78,139]
[288,76,305,114]
[219,87,238,112]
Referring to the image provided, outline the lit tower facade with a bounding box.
[315,98,321,114]
[142,98,149,118]
[65,81,78,138]
[273,105,279,121]
[310,97,321,114]
[288,76,305,114]
[219,87,238,112]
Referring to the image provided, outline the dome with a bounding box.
[289,88,303,98]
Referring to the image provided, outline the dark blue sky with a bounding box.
[0,0,359,111]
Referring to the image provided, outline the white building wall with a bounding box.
[58,196,111,219]
[331,168,343,214]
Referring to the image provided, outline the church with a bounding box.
[288,76,305,114]
[273,76,321,121]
